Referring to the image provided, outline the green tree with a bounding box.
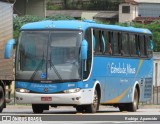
[47,0,124,10]
[63,0,67,9]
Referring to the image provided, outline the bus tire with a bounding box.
[85,89,99,113]
[76,105,85,112]
[32,104,44,114]
[127,88,139,112]
[0,85,5,113]
[118,106,126,112]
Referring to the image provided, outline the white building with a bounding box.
[119,0,160,23]
[0,0,46,17]
[153,52,160,86]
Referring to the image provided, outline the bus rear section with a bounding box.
[92,57,153,112]
[86,27,153,112]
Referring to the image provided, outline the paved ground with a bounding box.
[0,104,160,114]
[0,105,159,124]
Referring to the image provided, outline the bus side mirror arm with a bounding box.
[4,39,16,59]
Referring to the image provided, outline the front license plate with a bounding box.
[41,97,52,101]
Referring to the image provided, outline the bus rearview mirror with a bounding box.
[81,39,88,60]
[150,40,154,50]
[4,39,16,59]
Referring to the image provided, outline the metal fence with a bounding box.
[143,86,160,105]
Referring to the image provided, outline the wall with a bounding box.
[14,0,26,15]
[0,2,14,81]
[119,3,138,23]
[14,0,46,17]
[82,11,98,20]
[26,0,46,17]
[138,3,160,17]
[153,52,160,86]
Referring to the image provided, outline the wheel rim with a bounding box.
[93,90,98,109]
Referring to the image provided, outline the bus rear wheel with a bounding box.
[0,86,5,113]
[118,106,126,112]
[85,89,99,113]
[118,88,139,112]
[32,104,44,114]
[128,88,139,112]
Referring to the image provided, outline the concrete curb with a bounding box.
[139,105,160,109]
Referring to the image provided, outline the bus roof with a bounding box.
[21,20,152,35]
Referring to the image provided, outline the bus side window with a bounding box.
[85,28,92,57]
[135,35,140,56]
[84,28,92,79]
[103,31,112,55]
[139,35,147,57]
[121,33,129,56]
[129,34,137,57]
[146,35,153,57]
[108,32,113,55]
[93,34,96,51]
[144,35,147,56]
[93,29,105,55]
[101,31,106,54]
[113,32,121,56]
[93,30,99,54]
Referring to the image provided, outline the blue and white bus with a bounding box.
[5,20,153,113]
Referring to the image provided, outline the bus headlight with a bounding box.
[64,88,80,93]
[16,88,30,93]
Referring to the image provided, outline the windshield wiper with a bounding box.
[48,59,63,80]
[30,52,45,81]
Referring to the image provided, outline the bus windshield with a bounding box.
[16,30,82,82]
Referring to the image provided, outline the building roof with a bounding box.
[93,11,118,19]
[47,10,82,18]
[125,0,160,3]
[135,0,160,3]
[125,0,138,4]
[47,10,118,19]
[134,17,160,24]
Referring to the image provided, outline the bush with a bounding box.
[47,15,75,20]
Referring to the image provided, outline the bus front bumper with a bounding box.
[15,89,93,105]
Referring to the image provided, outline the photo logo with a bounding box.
[1,116,42,122]
[2,116,12,122]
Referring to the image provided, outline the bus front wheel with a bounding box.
[76,105,86,112]
[32,104,44,114]
[0,85,5,113]
[85,89,99,113]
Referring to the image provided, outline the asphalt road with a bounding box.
[1,105,160,115]
[0,105,159,124]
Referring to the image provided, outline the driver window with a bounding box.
[84,28,93,79]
